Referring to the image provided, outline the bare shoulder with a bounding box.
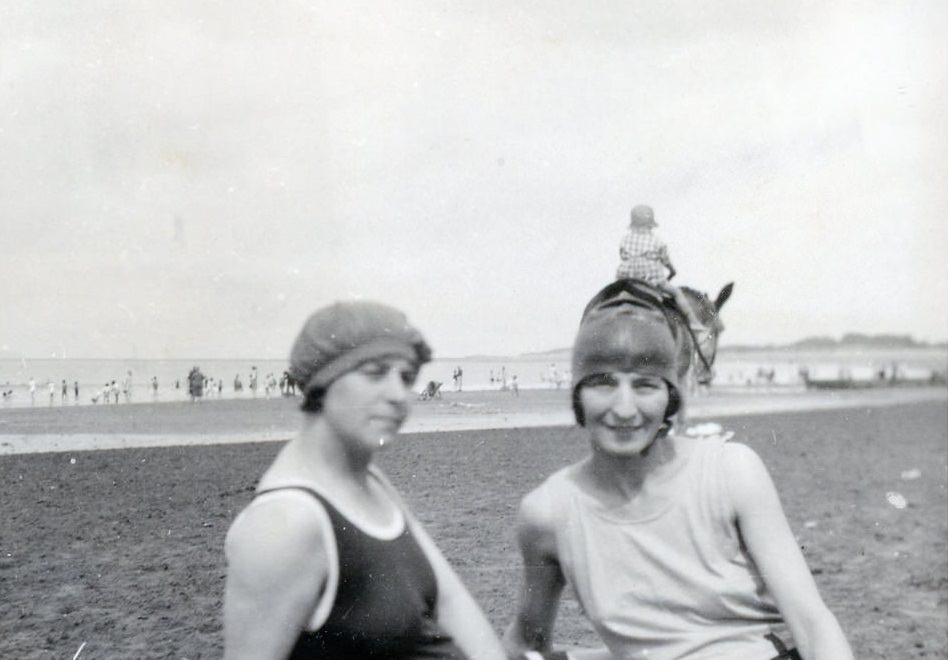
[517,491,550,546]
[226,491,331,586]
[720,441,770,480]
[720,439,763,461]
[516,468,574,557]
[719,442,781,510]
[518,471,567,529]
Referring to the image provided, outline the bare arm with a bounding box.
[367,466,504,660]
[724,443,854,660]
[503,490,567,656]
[406,514,507,660]
[223,495,329,660]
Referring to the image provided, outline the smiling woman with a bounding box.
[504,282,855,660]
[222,301,506,660]
[577,372,670,460]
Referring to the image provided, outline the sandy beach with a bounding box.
[1,395,945,659]
[2,382,945,659]
[0,384,945,454]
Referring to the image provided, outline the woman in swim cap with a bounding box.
[223,301,505,660]
[504,286,853,660]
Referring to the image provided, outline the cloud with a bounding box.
[1,1,945,357]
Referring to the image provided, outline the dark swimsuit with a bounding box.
[257,486,467,660]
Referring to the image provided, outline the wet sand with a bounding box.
[0,385,945,454]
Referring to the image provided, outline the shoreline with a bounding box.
[1,385,944,455]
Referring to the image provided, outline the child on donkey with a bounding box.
[615,204,705,334]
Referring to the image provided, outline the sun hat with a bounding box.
[288,301,432,398]
[629,204,657,228]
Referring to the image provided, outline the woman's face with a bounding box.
[579,371,670,458]
[321,356,418,452]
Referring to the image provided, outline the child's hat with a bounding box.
[629,204,657,228]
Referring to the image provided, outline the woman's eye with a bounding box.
[584,374,618,388]
[359,363,389,378]
[633,379,661,391]
[358,362,416,384]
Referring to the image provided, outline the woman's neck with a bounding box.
[279,418,374,486]
[584,433,679,501]
[264,419,403,531]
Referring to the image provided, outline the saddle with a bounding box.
[583,279,686,331]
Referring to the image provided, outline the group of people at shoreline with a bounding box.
[222,206,853,660]
[2,366,302,408]
[186,366,300,401]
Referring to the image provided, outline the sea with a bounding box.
[0,356,573,408]
[0,347,944,410]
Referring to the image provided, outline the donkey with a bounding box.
[680,283,733,389]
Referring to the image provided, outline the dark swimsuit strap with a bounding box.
[765,632,802,659]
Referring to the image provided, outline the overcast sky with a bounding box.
[1,1,946,359]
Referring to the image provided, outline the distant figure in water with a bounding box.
[152,376,159,399]
[188,366,204,402]
[249,367,258,398]
[279,371,297,397]
[548,363,563,390]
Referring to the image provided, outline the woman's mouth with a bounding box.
[607,424,643,432]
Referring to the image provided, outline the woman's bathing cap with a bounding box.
[571,289,682,425]
[288,301,432,397]
[571,309,679,389]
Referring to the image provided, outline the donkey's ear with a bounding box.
[714,283,734,310]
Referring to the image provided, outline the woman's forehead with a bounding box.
[360,355,416,369]
[590,370,664,379]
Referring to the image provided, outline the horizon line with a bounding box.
[3,342,947,363]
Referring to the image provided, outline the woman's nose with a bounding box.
[382,371,410,403]
[609,383,640,419]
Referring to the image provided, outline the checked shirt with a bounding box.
[616,228,671,284]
